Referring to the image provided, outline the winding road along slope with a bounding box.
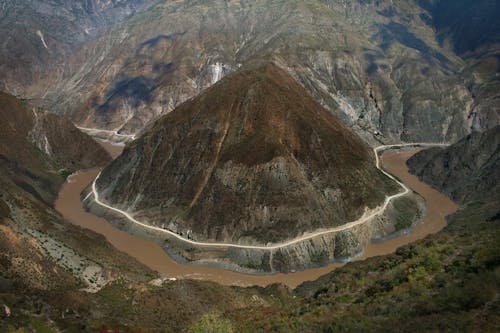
[90,143,449,250]
[56,141,458,287]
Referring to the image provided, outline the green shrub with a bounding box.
[407,266,428,283]
[191,312,235,333]
[58,169,73,180]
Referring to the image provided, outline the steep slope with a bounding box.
[461,50,500,132]
[0,92,111,203]
[0,165,152,296]
[233,203,500,332]
[37,0,476,142]
[3,143,497,332]
[0,0,157,96]
[96,63,398,243]
[417,0,500,133]
[407,125,500,204]
[0,93,155,329]
[418,0,500,55]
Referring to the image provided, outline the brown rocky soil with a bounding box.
[97,63,398,243]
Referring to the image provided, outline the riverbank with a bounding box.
[55,142,457,287]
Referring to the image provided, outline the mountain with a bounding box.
[3,123,498,331]
[417,0,500,55]
[417,0,500,133]
[0,92,111,204]
[0,93,153,323]
[95,63,399,243]
[2,1,498,143]
[407,125,500,205]
[0,92,111,170]
[0,2,498,331]
[0,0,157,96]
[26,0,491,143]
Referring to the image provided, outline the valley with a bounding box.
[80,64,430,272]
[55,140,456,287]
[0,1,498,331]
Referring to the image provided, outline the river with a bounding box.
[54,141,458,288]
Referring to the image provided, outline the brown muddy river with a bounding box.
[55,142,458,288]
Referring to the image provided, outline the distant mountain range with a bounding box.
[0,1,499,331]
[1,0,498,143]
[0,0,157,94]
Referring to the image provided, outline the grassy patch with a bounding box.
[58,168,73,180]
[191,311,235,333]
[393,196,421,231]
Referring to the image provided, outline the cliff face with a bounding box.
[407,125,500,204]
[96,64,398,244]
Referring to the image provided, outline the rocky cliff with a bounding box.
[2,1,499,143]
[95,63,399,244]
[407,125,500,204]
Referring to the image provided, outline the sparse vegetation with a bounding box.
[393,196,422,231]
[228,189,500,332]
[0,1,499,331]
[58,168,73,180]
[191,312,235,333]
